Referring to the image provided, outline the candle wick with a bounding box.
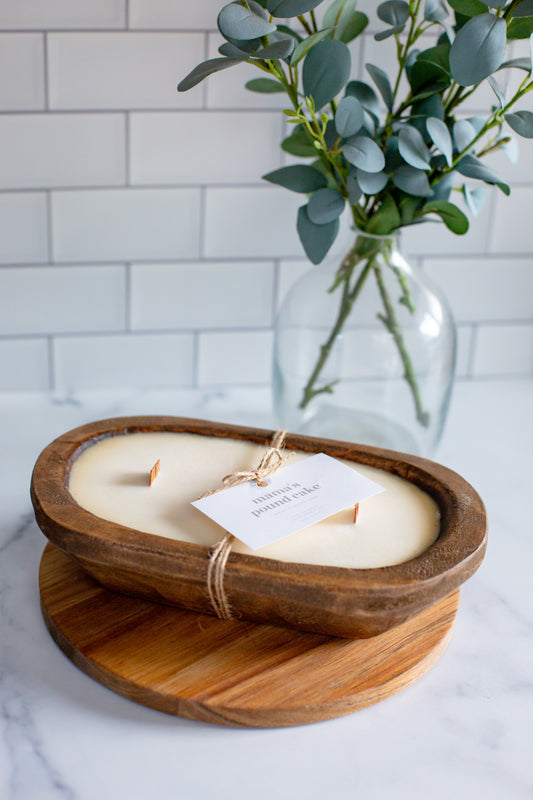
[354,503,360,525]
[149,459,160,486]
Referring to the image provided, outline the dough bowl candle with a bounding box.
[31,416,487,639]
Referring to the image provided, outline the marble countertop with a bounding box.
[1,380,532,800]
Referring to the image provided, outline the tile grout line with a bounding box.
[43,32,50,111]
[47,336,56,391]
[124,111,131,185]
[192,331,199,388]
[198,185,206,259]
[45,190,54,262]
[467,323,479,379]
[271,259,280,326]
[202,31,209,110]
[124,263,132,331]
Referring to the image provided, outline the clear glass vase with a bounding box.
[273,230,456,456]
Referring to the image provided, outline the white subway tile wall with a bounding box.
[0,1,532,392]
[51,188,201,262]
[0,34,45,110]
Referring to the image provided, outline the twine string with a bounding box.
[200,430,291,620]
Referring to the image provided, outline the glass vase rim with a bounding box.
[351,225,401,242]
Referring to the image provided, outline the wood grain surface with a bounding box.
[40,544,460,728]
[31,415,487,639]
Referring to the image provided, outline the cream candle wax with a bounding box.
[68,432,440,569]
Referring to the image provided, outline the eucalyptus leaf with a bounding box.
[323,0,368,42]
[422,200,469,233]
[453,118,477,152]
[219,42,249,57]
[344,81,380,118]
[377,1,410,26]
[335,96,364,137]
[487,75,506,108]
[424,0,449,21]
[447,0,489,15]
[356,168,389,193]
[410,94,445,128]
[336,11,369,43]
[262,165,328,193]
[324,119,340,149]
[276,24,303,43]
[297,205,340,263]
[430,171,455,201]
[485,0,507,6]
[323,0,351,27]
[456,153,510,193]
[374,25,405,41]
[343,136,386,172]
[178,56,246,92]
[505,110,533,138]
[346,170,363,203]
[253,38,295,60]
[497,56,532,71]
[466,115,485,134]
[290,29,334,67]
[449,13,507,85]
[384,135,403,171]
[223,35,262,54]
[307,188,346,224]
[406,48,421,78]
[281,126,316,157]
[218,3,276,41]
[398,124,432,170]
[399,195,422,225]
[507,16,533,40]
[392,166,433,196]
[503,134,519,163]
[514,0,533,15]
[366,195,401,235]
[245,78,284,93]
[267,0,324,16]
[463,185,486,215]
[361,109,377,136]
[303,40,351,109]
[426,117,453,166]
[409,44,451,92]
[366,63,394,111]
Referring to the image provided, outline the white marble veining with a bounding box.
[1,381,532,800]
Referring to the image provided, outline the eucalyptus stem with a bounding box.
[374,266,430,427]
[299,253,375,409]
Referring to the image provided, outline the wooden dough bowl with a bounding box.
[31,416,487,639]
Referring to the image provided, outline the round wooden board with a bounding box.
[39,544,459,728]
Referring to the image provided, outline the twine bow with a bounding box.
[201,430,291,620]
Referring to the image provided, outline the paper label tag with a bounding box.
[191,453,385,551]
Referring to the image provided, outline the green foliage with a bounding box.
[421,200,469,233]
[218,3,276,41]
[177,57,245,92]
[505,110,533,137]
[263,165,328,192]
[507,15,533,39]
[178,0,533,262]
[302,40,351,109]
[449,13,507,85]
[176,0,533,427]
[245,78,284,93]
[307,188,345,223]
[366,195,401,234]
[335,96,364,137]
[297,205,340,263]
